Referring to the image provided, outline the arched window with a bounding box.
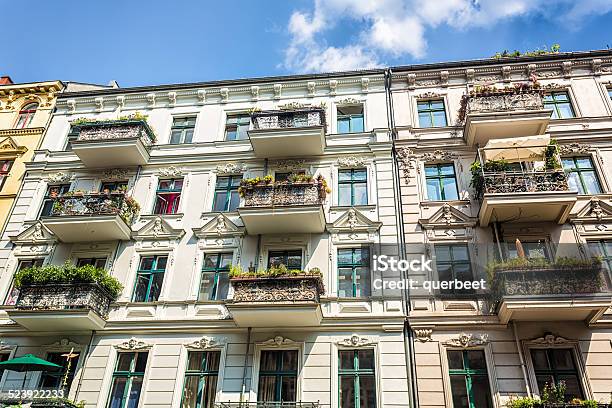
[15,102,38,128]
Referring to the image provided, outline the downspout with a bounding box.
[240,327,252,402]
[386,68,419,408]
[513,321,531,397]
[74,330,96,401]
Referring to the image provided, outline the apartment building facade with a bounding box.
[0,71,410,408]
[390,52,612,407]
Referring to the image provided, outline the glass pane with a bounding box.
[187,352,204,371]
[558,374,584,399]
[454,263,474,282]
[447,351,464,370]
[149,272,164,301]
[280,376,297,401]
[353,169,367,181]
[257,376,277,402]
[562,158,576,170]
[355,267,371,297]
[199,272,216,301]
[203,255,218,269]
[339,375,355,408]
[418,112,433,128]
[434,246,451,262]
[536,375,554,394]
[135,352,148,372]
[338,268,354,298]
[424,165,439,177]
[351,116,364,132]
[426,179,442,200]
[156,256,168,270]
[432,110,447,127]
[356,248,369,264]
[437,265,453,283]
[338,117,350,134]
[216,273,230,300]
[133,275,150,302]
[338,184,352,206]
[452,245,470,261]
[550,349,575,370]
[140,257,154,271]
[338,249,354,265]
[127,376,143,408]
[442,178,459,200]
[554,92,569,101]
[206,352,221,371]
[567,172,583,194]
[417,101,430,110]
[213,192,228,212]
[353,183,368,205]
[581,171,601,194]
[450,376,469,408]
[557,103,574,118]
[286,253,302,269]
[359,375,377,408]
[438,164,455,175]
[467,350,487,370]
[108,377,128,408]
[237,124,249,140]
[358,349,374,370]
[225,129,237,141]
[260,351,278,371]
[170,129,182,144]
[116,353,134,371]
[228,191,240,211]
[338,170,352,182]
[575,157,594,169]
[339,351,354,370]
[182,375,199,408]
[471,375,493,408]
[430,100,445,110]
[531,350,550,370]
[282,350,298,371]
[184,129,194,144]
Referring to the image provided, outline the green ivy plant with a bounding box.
[14,262,123,300]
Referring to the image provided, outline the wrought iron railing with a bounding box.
[231,275,324,303]
[0,397,80,408]
[492,263,608,298]
[215,402,319,408]
[75,119,155,145]
[251,108,325,130]
[466,91,545,115]
[15,283,113,318]
[241,182,326,207]
[482,170,569,195]
[45,192,138,224]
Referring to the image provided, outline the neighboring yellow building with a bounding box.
[0,79,64,232]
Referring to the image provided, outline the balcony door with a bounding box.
[267,250,302,270]
[257,350,298,403]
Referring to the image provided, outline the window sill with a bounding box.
[140,213,184,221]
[330,204,375,212]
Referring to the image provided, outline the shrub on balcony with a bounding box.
[229,264,322,279]
[50,192,140,225]
[13,262,123,300]
[470,159,510,198]
[71,112,156,142]
[238,174,331,197]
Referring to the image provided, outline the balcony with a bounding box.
[41,192,137,242]
[237,178,327,234]
[7,283,112,331]
[215,404,319,408]
[477,170,576,226]
[71,118,154,167]
[227,274,324,327]
[462,90,551,146]
[491,260,611,324]
[248,108,326,158]
[0,396,80,408]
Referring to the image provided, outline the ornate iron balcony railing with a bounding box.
[482,170,569,194]
[0,396,80,408]
[466,91,545,115]
[15,283,113,318]
[76,119,155,145]
[231,275,324,303]
[492,262,608,298]
[241,182,326,207]
[215,402,320,408]
[45,192,138,224]
[251,108,325,130]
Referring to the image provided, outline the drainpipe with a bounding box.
[512,321,531,397]
[385,68,419,408]
[74,330,96,401]
[240,327,252,402]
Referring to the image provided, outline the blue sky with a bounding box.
[2,0,612,87]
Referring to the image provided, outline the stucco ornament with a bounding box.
[443,333,488,348]
[558,143,592,155]
[396,147,417,183]
[185,336,224,350]
[272,160,306,172]
[261,336,296,347]
[337,334,374,347]
[531,334,569,345]
[102,168,129,181]
[414,329,433,342]
[215,163,246,174]
[337,156,369,167]
[47,172,72,183]
[157,166,183,177]
[419,150,458,163]
[336,97,360,106]
[115,337,151,351]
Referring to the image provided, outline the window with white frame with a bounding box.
[107,351,148,408]
[447,349,493,408]
[257,350,299,402]
[337,105,364,134]
[180,350,221,408]
[5,258,44,305]
[529,348,585,400]
[199,253,232,301]
[339,349,377,408]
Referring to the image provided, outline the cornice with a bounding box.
[0,127,45,137]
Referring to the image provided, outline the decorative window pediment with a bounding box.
[114,337,152,351]
[0,136,27,158]
[528,333,570,345]
[336,334,375,347]
[419,203,476,229]
[327,208,381,241]
[185,336,226,350]
[193,213,244,239]
[132,216,185,241]
[572,197,612,223]
[260,336,298,347]
[10,222,57,245]
[442,333,489,348]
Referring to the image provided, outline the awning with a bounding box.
[482,134,551,162]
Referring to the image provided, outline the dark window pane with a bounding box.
[359,375,377,408]
[339,375,355,408]
[339,351,354,370]
[531,350,550,370]
[450,376,469,408]
[280,376,297,401]
[109,377,128,408]
[358,349,374,370]
[282,350,298,371]
[471,376,493,408]
[447,350,464,370]
[467,350,487,370]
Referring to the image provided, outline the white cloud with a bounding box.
[283,0,612,73]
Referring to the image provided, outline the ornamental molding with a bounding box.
[115,337,152,351]
[157,166,183,177]
[46,171,73,183]
[10,222,57,244]
[220,88,229,102]
[307,81,316,96]
[185,336,226,350]
[419,203,476,229]
[215,163,247,174]
[133,217,185,241]
[278,101,308,110]
[337,156,370,168]
[415,92,442,99]
[414,329,433,342]
[273,84,282,99]
[194,213,244,240]
[0,340,16,351]
[361,77,370,93]
[260,336,298,347]
[0,136,28,156]
[145,93,156,108]
[529,333,570,345]
[396,147,417,183]
[101,168,130,181]
[442,333,488,348]
[336,334,375,347]
[572,197,612,223]
[327,207,382,238]
[43,338,82,350]
[336,97,361,106]
[0,81,61,111]
[271,160,307,171]
[251,85,259,101]
[558,143,592,155]
[167,91,177,106]
[197,89,207,104]
[419,150,458,163]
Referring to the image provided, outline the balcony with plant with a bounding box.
[47,190,140,225]
[71,112,156,144]
[506,380,610,407]
[238,174,329,207]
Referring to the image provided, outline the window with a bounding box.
[530,348,584,400]
[100,181,128,193]
[225,114,250,141]
[39,351,80,391]
[65,125,81,151]
[107,352,148,408]
[154,178,183,215]
[267,250,302,269]
[544,91,575,119]
[434,245,473,295]
[181,351,220,408]
[417,100,447,128]
[587,240,612,273]
[339,349,377,408]
[257,350,298,402]
[338,248,370,298]
[338,169,367,206]
[77,257,107,269]
[40,184,71,217]
[199,253,232,301]
[0,160,13,191]
[425,163,458,201]
[15,102,38,128]
[275,171,305,183]
[170,116,196,144]
[5,258,44,305]
[447,349,493,408]
[133,255,167,302]
[506,240,550,260]
[212,176,241,212]
[337,105,364,134]
[562,157,602,195]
